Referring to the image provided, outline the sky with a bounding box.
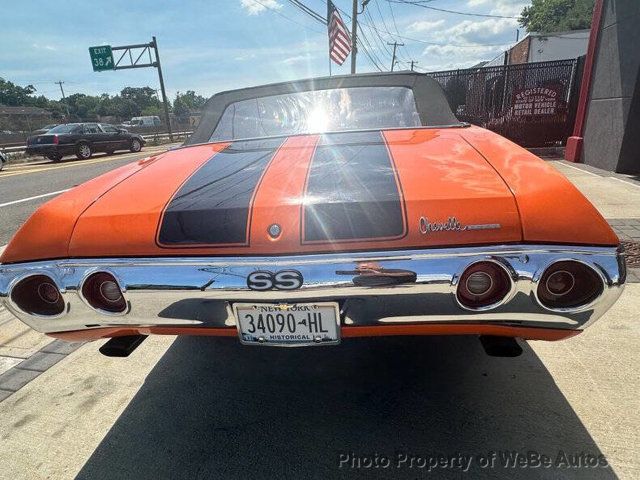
[0,0,530,101]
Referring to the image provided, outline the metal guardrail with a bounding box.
[0,131,193,155]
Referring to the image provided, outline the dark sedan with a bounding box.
[25,123,145,162]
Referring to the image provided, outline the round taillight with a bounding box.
[537,261,603,310]
[457,261,512,310]
[82,272,126,313]
[10,275,65,316]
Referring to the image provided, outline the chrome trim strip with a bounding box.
[0,245,625,335]
[181,125,471,149]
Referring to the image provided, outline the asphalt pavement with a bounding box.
[0,145,177,245]
[0,155,638,479]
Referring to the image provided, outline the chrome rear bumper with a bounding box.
[0,245,625,335]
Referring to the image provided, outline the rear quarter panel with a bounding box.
[461,126,618,246]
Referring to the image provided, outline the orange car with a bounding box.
[0,73,626,357]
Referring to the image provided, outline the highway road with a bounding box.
[0,145,176,246]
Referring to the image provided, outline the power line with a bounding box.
[362,10,394,57]
[382,1,414,65]
[357,38,385,71]
[386,0,401,35]
[252,0,325,34]
[373,0,396,40]
[357,25,387,71]
[323,0,511,48]
[355,21,387,71]
[286,0,326,25]
[388,0,519,19]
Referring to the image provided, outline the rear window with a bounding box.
[48,124,80,134]
[210,86,421,141]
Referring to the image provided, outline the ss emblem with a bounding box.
[247,270,303,291]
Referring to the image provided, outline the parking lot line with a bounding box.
[556,161,601,177]
[0,189,71,208]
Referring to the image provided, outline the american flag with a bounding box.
[327,1,351,65]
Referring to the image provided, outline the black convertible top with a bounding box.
[186,72,459,145]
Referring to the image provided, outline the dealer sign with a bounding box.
[513,87,560,116]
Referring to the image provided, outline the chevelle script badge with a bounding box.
[419,216,501,235]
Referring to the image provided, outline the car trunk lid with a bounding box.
[28,134,57,145]
[68,129,522,257]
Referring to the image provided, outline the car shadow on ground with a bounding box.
[75,336,616,480]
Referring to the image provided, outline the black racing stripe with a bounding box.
[303,131,405,242]
[158,138,284,246]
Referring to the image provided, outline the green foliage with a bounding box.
[173,90,207,118]
[520,0,595,33]
[0,78,37,106]
[0,78,209,127]
[120,86,161,112]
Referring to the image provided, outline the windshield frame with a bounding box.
[209,85,423,142]
[186,72,462,146]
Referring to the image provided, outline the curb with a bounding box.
[528,146,565,158]
[0,339,85,402]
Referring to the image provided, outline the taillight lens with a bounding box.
[10,275,65,316]
[82,272,126,313]
[53,134,59,145]
[457,261,512,310]
[537,261,603,310]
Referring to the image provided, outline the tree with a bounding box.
[120,86,161,112]
[173,90,207,119]
[65,93,101,121]
[520,0,595,33]
[0,78,36,106]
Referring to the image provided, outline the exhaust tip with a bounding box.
[99,335,147,357]
[479,335,523,357]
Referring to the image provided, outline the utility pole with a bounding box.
[410,60,418,71]
[350,0,358,74]
[349,0,371,74]
[56,81,70,120]
[152,36,173,141]
[388,41,404,72]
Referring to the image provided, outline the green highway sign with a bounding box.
[89,45,114,71]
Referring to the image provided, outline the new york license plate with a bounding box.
[234,302,340,346]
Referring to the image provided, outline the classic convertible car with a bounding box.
[0,73,626,357]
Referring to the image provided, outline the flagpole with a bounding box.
[327,4,331,76]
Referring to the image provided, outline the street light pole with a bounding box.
[151,36,173,141]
